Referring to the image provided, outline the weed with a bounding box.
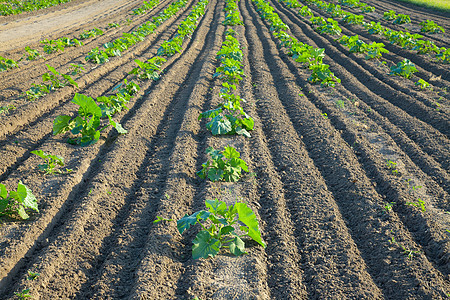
[14,288,31,299]
[383,202,396,213]
[335,99,345,109]
[321,112,328,119]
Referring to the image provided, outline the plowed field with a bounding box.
[0,0,449,298]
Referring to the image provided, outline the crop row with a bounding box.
[303,0,449,64]
[0,0,73,16]
[1,0,210,220]
[252,0,339,87]
[0,0,162,73]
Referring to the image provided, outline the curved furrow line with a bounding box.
[0,0,211,294]
[232,13,309,299]
[1,0,218,297]
[0,0,200,182]
[317,0,450,47]
[362,0,450,26]
[246,0,450,298]
[0,0,173,95]
[265,0,450,173]
[269,0,450,138]
[268,36,450,277]
[300,2,450,81]
[0,0,142,52]
[243,0,385,298]
[74,2,224,298]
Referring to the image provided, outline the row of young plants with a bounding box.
[303,0,449,64]
[156,0,266,260]
[253,0,340,87]
[130,0,209,81]
[0,0,166,73]
[85,0,164,64]
[0,0,73,16]
[284,0,439,261]
[280,0,438,86]
[0,0,169,219]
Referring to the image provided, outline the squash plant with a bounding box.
[197,146,248,182]
[53,93,127,146]
[154,198,266,259]
[0,181,38,220]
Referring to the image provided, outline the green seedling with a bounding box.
[420,20,445,34]
[24,46,42,61]
[386,159,399,175]
[389,59,418,79]
[383,10,396,21]
[0,104,16,114]
[154,198,266,259]
[390,235,420,259]
[53,93,127,146]
[14,288,31,299]
[27,271,40,281]
[108,22,120,28]
[31,149,72,175]
[0,181,38,220]
[383,202,396,213]
[42,64,78,89]
[415,79,430,90]
[406,198,426,212]
[68,63,85,76]
[0,56,18,72]
[197,146,248,182]
[321,113,328,119]
[393,14,411,25]
[129,57,166,80]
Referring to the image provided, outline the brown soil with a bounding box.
[0,0,449,299]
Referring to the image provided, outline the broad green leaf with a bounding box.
[0,198,8,214]
[207,168,224,182]
[30,150,47,160]
[177,210,210,234]
[207,115,232,135]
[72,93,102,118]
[0,184,7,199]
[192,230,221,259]
[229,158,248,172]
[53,115,72,135]
[206,147,222,160]
[223,171,240,182]
[223,146,240,159]
[235,202,266,248]
[17,205,29,220]
[205,199,227,214]
[62,74,78,88]
[46,64,58,75]
[220,225,234,235]
[198,108,222,120]
[229,236,246,256]
[17,181,38,212]
[241,117,254,130]
[235,127,251,138]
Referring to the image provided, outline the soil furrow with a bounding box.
[270,0,450,138]
[266,0,450,173]
[0,0,198,143]
[247,0,450,298]
[1,0,217,296]
[0,0,173,96]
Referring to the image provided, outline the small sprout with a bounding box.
[335,100,345,109]
[390,235,420,259]
[31,150,71,175]
[386,159,399,175]
[321,112,328,119]
[14,288,31,299]
[383,202,396,213]
[406,198,426,212]
[27,271,40,281]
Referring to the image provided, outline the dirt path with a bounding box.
[0,0,139,51]
[0,0,449,298]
